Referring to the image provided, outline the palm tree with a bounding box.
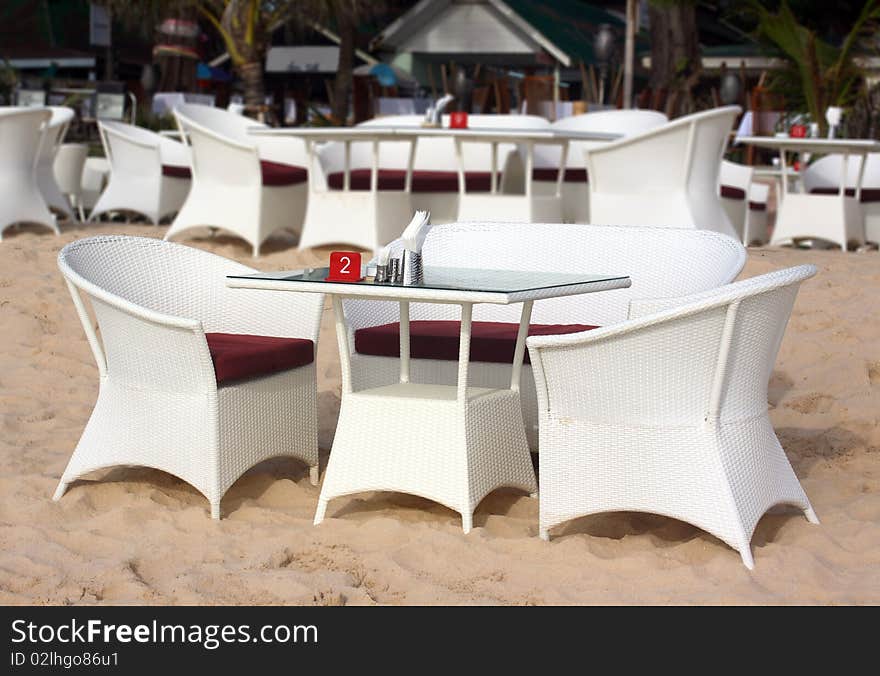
[101,1,297,113]
[647,0,701,117]
[748,0,880,136]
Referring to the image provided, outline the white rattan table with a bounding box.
[227,266,631,532]
[738,136,880,249]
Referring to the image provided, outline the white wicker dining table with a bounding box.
[226,266,631,532]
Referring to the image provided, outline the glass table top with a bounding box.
[228,266,629,294]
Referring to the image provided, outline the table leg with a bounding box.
[399,300,410,384]
[510,300,533,391]
[332,296,353,395]
[343,140,351,192]
[457,303,473,404]
[491,142,498,194]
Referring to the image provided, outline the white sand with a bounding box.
[1,222,878,605]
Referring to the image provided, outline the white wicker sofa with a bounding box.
[54,236,323,518]
[347,222,747,449]
[528,264,819,568]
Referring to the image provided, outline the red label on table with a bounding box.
[790,124,808,138]
[450,112,468,129]
[326,251,363,282]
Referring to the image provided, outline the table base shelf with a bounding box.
[314,388,537,533]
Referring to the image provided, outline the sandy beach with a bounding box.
[1,221,878,605]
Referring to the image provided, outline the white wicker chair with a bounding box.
[528,264,819,569]
[54,236,323,518]
[90,120,191,224]
[586,106,740,237]
[803,152,880,245]
[165,103,308,256]
[80,156,110,213]
[533,110,669,223]
[720,159,770,246]
[36,106,76,220]
[348,222,746,449]
[0,107,58,239]
[54,143,88,221]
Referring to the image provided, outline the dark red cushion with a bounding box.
[354,321,598,365]
[327,169,498,192]
[720,185,746,200]
[810,186,880,202]
[748,201,767,211]
[162,164,191,179]
[260,160,308,187]
[206,333,314,385]
[532,168,588,183]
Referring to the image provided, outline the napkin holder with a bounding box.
[402,250,423,286]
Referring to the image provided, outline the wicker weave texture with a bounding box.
[528,264,819,568]
[345,223,746,449]
[54,235,323,518]
[315,388,536,532]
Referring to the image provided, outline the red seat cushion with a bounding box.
[720,185,746,200]
[260,160,308,186]
[354,321,598,365]
[532,168,589,183]
[810,186,880,202]
[327,169,498,192]
[206,333,314,385]
[162,164,191,179]
[748,201,767,211]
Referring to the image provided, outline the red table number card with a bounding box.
[326,251,363,282]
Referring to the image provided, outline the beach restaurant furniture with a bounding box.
[348,222,746,450]
[165,103,309,256]
[53,143,89,221]
[738,136,880,249]
[585,106,741,238]
[89,120,192,225]
[533,109,669,223]
[36,106,76,220]
[529,264,819,569]
[54,236,323,518]
[356,114,549,224]
[0,107,58,240]
[251,126,418,253]
[227,264,631,533]
[802,152,880,246]
[719,160,770,246]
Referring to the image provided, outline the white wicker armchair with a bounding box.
[54,236,323,518]
[528,264,819,569]
[347,222,747,449]
[585,106,740,237]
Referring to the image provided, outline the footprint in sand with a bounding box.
[868,361,880,386]
[783,392,834,415]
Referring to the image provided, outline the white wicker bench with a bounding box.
[346,222,747,449]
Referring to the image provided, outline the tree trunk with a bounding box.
[238,61,265,115]
[332,6,356,125]
[648,2,701,117]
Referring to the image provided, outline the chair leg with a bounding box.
[539,528,550,542]
[309,465,319,487]
[739,547,755,570]
[313,499,328,525]
[805,507,820,524]
[461,512,473,534]
[52,480,69,502]
[210,501,221,520]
